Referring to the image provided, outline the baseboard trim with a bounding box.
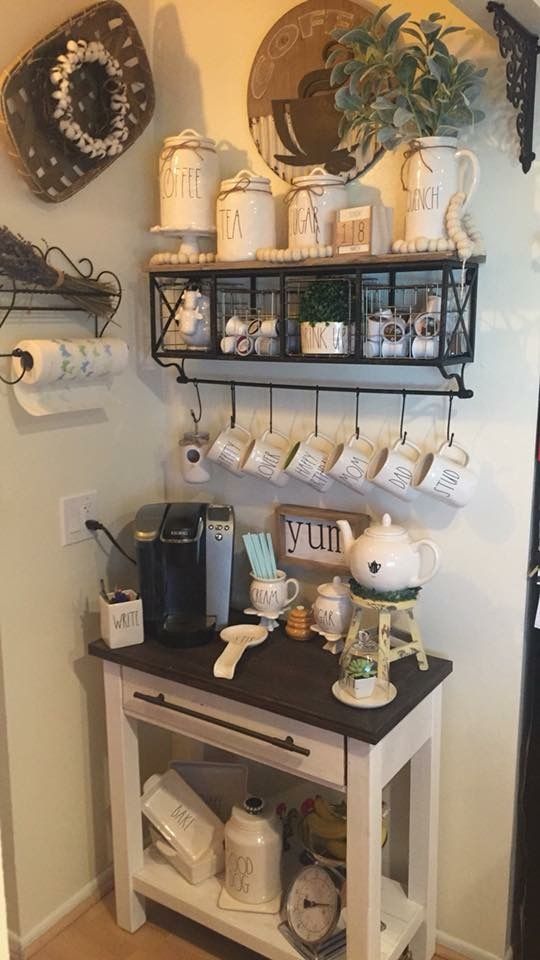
[8,865,113,959]
[437,930,505,960]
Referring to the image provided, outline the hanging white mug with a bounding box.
[207,424,252,474]
[242,429,291,486]
[367,438,422,500]
[285,432,335,492]
[326,433,376,493]
[413,440,478,507]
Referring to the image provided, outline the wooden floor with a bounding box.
[31,892,446,960]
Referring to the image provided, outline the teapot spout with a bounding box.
[336,520,354,562]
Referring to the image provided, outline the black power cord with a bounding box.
[85,519,136,565]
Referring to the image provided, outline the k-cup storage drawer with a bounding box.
[123,668,345,789]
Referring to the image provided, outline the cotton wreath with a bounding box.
[49,39,129,159]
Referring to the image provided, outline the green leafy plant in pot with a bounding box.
[328,7,486,247]
[298,279,351,356]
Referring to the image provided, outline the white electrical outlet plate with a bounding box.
[60,491,97,546]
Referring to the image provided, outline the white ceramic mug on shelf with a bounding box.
[326,433,376,493]
[255,337,279,356]
[225,316,249,336]
[367,437,422,500]
[250,571,299,617]
[367,309,393,336]
[413,440,477,507]
[220,336,238,354]
[412,336,439,359]
[242,429,290,486]
[364,337,381,358]
[285,432,335,491]
[207,424,252,474]
[259,319,279,338]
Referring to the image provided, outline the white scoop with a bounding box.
[213,624,268,679]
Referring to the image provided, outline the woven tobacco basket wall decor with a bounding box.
[0,1,155,203]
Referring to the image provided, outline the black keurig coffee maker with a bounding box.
[134,502,234,647]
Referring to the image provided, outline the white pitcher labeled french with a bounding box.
[404,136,480,242]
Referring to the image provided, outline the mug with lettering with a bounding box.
[326,433,376,493]
[285,432,335,492]
[367,438,422,500]
[242,429,290,486]
[413,440,477,507]
[250,571,300,618]
[207,423,252,475]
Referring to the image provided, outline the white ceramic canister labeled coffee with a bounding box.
[287,167,346,250]
[224,797,282,904]
[217,170,276,261]
[159,129,219,232]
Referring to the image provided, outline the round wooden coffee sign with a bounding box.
[247,0,380,184]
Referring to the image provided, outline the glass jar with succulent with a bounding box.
[328,7,486,248]
[297,278,351,356]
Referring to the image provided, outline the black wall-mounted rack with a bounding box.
[148,252,483,400]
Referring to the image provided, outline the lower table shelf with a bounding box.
[133,847,424,960]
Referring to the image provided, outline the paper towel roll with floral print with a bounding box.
[12,338,128,416]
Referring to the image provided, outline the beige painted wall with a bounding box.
[0,0,537,956]
[0,0,171,942]
[154,1,540,958]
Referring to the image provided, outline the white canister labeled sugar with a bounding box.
[159,129,219,233]
[217,170,276,261]
[286,166,346,250]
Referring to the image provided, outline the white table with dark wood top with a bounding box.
[89,623,451,960]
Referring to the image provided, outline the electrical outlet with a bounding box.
[60,491,97,546]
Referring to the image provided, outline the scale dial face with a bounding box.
[285,865,340,945]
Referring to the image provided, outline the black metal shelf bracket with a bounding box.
[487,1,539,173]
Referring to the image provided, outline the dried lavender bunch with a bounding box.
[0,226,117,318]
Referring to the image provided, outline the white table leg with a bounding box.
[346,737,383,960]
[408,686,442,959]
[103,661,146,932]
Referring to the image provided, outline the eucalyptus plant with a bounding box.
[327,6,486,155]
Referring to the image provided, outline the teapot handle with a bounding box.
[411,539,440,586]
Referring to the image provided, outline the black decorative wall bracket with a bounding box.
[487,2,539,173]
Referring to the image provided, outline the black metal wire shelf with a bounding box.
[148,254,481,400]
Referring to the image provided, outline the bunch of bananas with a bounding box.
[301,796,347,862]
[300,796,389,863]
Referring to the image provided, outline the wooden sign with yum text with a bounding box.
[275,504,369,570]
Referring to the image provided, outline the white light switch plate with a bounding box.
[60,491,97,545]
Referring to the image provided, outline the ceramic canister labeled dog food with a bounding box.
[217,170,276,261]
[286,166,346,250]
[224,796,282,904]
[159,129,219,232]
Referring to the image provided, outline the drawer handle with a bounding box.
[133,691,311,757]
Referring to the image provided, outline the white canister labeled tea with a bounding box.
[286,167,346,250]
[159,129,219,233]
[224,797,282,904]
[217,170,276,261]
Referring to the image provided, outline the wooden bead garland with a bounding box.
[256,245,333,262]
[391,193,484,262]
[150,251,216,266]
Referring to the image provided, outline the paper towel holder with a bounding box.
[0,347,33,385]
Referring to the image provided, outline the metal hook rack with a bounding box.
[0,242,122,337]
[160,355,473,400]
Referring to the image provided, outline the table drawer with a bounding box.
[123,668,345,789]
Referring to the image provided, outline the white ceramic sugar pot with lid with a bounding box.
[312,576,352,641]
[336,513,440,591]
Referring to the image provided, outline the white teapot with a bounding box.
[336,513,440,592]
